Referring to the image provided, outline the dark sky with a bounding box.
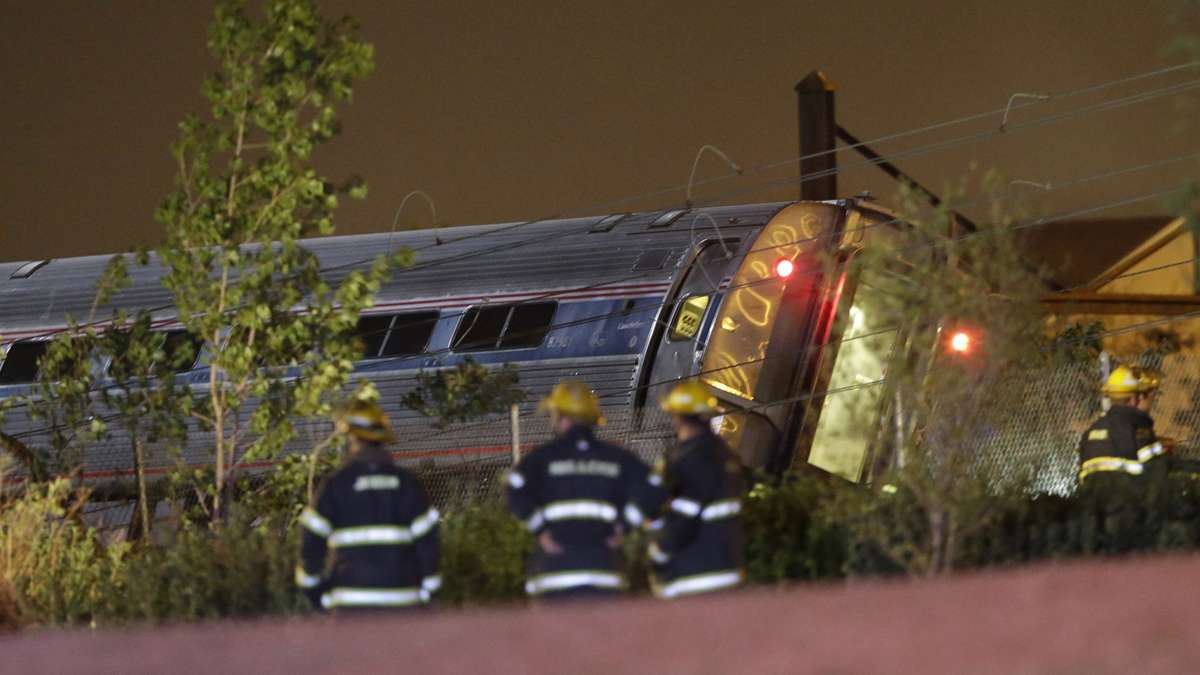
[1,0,1195,263]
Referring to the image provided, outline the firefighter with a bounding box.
[295,401,441,613]
[1077,365,1165,489]
[507,380,662,600]
[1077,366,1164,552]
[647,379,746,599]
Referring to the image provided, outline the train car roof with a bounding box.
[0,202,792,335]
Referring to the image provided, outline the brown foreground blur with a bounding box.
[5,554,1200,675]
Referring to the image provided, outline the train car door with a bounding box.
[638,240,739,419]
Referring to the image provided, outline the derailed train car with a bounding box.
[0,199,900,492]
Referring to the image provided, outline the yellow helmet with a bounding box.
[660,379,720,418]
[1102,366,1160,397]
[336,400,395,443]
[539,381,605,425]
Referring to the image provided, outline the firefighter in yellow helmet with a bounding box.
[1077,366,1166,488]
[295,401,441,614]
[507,381,661,600]
[646,379,746,599]
[1075,365,1169,554]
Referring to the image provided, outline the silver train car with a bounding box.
[0,199,898,488]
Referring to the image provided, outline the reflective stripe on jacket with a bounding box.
[651,430,746,598]
[297,451,440,608]
[507,425,662,595]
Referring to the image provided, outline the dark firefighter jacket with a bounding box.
[297,450,440,610]
[1078,404,1165,484]
[648,429,746,598]
[507,425,663,596]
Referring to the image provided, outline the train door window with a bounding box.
[806,273,898,482]
[669,295,711,341]
[453,302,557,352]
[381,312,439,356]
[0,341,48,384]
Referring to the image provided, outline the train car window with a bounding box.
[453,302,557,352]
[453,306,511,351]
[0,341,48,384]
[106,329,199,376]
[380,312,439,357]
[355,315,394,358]
[355,312,439,359]
[669,295,711,341]
[701,212,814,401]
[500,303,557,349]
[162,331,202,372]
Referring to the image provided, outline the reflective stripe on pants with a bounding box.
[657,570,744,599]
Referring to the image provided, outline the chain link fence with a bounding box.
[13,352,1200,534]
[968,350,1200,496]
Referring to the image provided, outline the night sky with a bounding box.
[1,0,1194,263]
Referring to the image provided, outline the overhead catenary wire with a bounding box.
[11,176,1196,444]
[3,62,1197,353]
[3,144,1197,422]
[4,62,1200,448]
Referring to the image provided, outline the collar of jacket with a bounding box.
[348,444,394,467]
[559,423,597,450]
[679,428,719,456]
[1106,403,1153,425]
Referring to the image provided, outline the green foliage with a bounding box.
[743,474,847,583]
[829,167,1048,575]
[109,509,304,623]
[402,358,526,429]
[145,0,396,517]
[0,479,127,629]
[438,500,531,607]
[1047,321,1106,365]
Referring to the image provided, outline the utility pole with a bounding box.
[795,71,837,201]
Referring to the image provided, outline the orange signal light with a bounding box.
[774,258,795,279]
[949,331,971,354]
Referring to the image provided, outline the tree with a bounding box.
[103,0,401,521]
[822,169,1047,576]
[401,358,526,430]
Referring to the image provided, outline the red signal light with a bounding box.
[949,331,971,354]
[774,258,795,279]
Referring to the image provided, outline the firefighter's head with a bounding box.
[539,380,605,432]
[660,379,720,439]
[1103,366,1160,412]
[336,400,395,453]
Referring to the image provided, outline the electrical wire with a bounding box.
[9,177,1195,444]
[2,147,1195,416]
[5,62,1196,352]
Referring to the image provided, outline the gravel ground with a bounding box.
[7,554,1200,674]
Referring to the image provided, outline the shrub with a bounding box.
[743,472,848,584]
[106,509,304,623]
[438,500,531,607]
[0,479,127,629]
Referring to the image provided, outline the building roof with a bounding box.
[1018,216,1177,289]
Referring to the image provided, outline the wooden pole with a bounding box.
[510,404,521,464]
[796,71,837,201]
